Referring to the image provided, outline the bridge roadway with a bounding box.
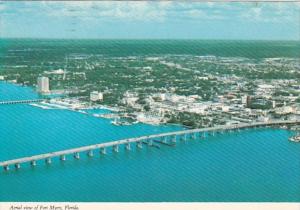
[0,99,46,105]
[1,120,300,170]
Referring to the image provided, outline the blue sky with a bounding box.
[0,1,299,40]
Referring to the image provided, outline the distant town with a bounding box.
[1,54,300,129]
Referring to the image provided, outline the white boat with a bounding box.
[77,110,88,114]
[93,114,101,118]
[289,135,300,142]
[111,118,119,126]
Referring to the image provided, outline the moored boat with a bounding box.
[289,135,300,142]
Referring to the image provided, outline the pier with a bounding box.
[1,120,299,171]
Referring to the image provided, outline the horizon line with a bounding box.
[0,37,299,42]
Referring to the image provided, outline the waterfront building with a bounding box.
[90,91,103,102]
[122,97,139,107]
[37,76,50,93]
[10,79,17,83]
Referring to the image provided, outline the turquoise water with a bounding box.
[0,82,300,201]
[85,108,113,115]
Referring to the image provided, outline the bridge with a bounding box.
[1,120,299,171]
[0,99,46,105]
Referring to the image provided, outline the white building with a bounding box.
[282,106,294,114]
[37,76,50,93]
[45,69,65,75]
[241,95,248,105]
[159,93,166,101]
[275,106,295,115]
[272,100,276,108]
[90,91,103,102]
[221,105,230,112]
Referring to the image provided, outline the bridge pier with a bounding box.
[31,160,37,166]
[74,152,80,159]
[180,134,187,141]
[136,141,143,149]
[125,143,131,150]
[171,135,176,143]
[148,139,153,146]
[3,165,9,171]
[45,158,51,164]
[15,163,20,169]
[201,132,206,139]
[113,145,119,153]
[87,150,94,157]
[100,147,107,154]
[191,133,196,140]
[161,136,167,143]
[60,155,66,161]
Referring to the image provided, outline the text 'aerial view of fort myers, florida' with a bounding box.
[0,1,300,202]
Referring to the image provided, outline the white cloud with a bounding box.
[186,9,225,20]
[34,2,232,22]
[43,1,170,22]
[239,3,298,23]
[1,1,299,24]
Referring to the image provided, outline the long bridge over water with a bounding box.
[0,99,46,105]
[1,120,299,171]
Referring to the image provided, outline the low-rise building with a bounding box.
[90,91,103,102]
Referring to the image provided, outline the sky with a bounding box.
[0,1,299,40]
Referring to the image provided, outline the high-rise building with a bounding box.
[246,96,252,108]
[37,76,50,93]
[272,100,276,108]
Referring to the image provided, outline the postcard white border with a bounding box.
[1,203,300,210]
